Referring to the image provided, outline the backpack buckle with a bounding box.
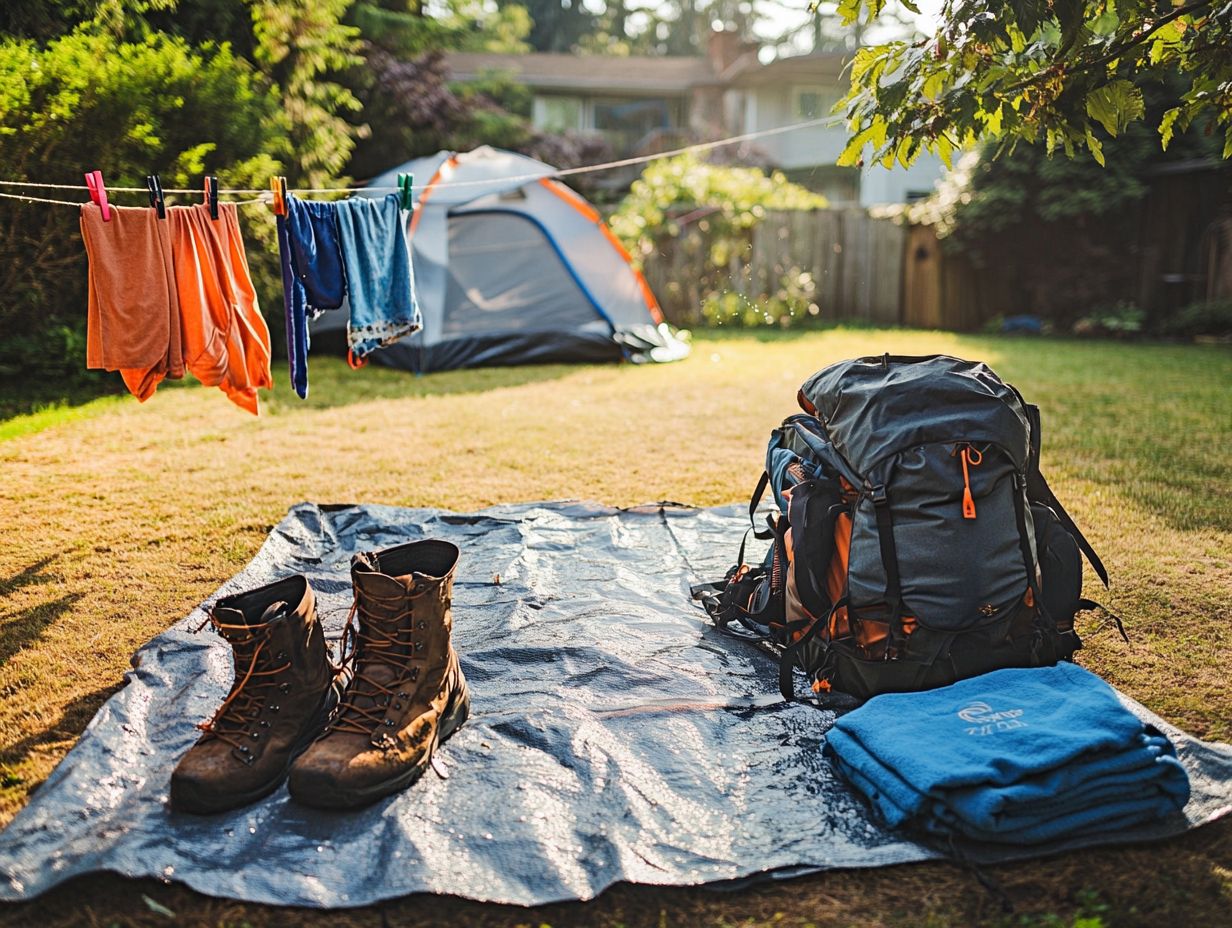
[871,484,889,506]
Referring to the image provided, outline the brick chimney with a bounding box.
[707,27,756,76]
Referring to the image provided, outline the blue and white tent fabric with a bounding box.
[312,147,689,373]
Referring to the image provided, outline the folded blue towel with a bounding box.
[333,194,420,360]
[825,664,1190,844]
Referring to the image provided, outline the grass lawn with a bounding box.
[0,329,1229,927]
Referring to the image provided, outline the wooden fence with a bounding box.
[638,166,1232,331]
[640,208,912,329]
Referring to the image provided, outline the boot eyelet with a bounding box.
[384,719,394,726]
[393,703,402,710]
[275,651,287,662]
[417,621,427,630]
[251,731,260,740]
[269,704,280,713]
[410,669,419,681]
[415,642,424,652]
[279,682,292,694]
[259,720,270,728]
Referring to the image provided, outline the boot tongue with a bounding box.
[351,551,417,601]
[346,557,419,715]
[218,602,286,684]
[209,602,286,732]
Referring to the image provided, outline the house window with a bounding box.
[592,96,677,153]
[792,85,839,121]
[533,95,584,133]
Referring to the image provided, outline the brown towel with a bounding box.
[80,203,185,401]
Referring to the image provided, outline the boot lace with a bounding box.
[330,589,423,737]
[196,614,291,753]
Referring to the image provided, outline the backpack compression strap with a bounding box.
[1022,403,1109,588]
[1027,469,1109,588]
[779,596,848,700]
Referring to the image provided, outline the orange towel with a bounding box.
[80,203,185,401]
[168,203,272,415]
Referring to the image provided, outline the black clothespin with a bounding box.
[146,174,166,219]
[204,175,219,220]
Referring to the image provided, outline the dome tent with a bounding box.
[311,147,690,372]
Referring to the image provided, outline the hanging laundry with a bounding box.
[79,203,185,401]
[287,196,347,313]
[168,203,272,415]
[277,194,347,399]
[333,193,421,361]
[276,210,309,400]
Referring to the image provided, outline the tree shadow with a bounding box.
[0,557,83,668]
[260,355,592,414]
[0,375,124,424]
[0,682,124,782]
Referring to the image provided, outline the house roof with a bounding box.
[446,52,718,95]
[724,51,849,86]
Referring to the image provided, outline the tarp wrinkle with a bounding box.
[0,501,1229,909]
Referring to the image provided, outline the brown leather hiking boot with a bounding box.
[288,539,470,809]
[170,575,344,814]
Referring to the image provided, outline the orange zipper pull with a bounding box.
[960,445,982,519]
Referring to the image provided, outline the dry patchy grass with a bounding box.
[0,329,1229,927]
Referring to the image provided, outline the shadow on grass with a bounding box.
[0,557,69,660]
[0,682,124,786]
[0,375,128,441]
[260,355,591,414]
[0,556,84,668]
[1,355,589,435]
[0,818,1229,928]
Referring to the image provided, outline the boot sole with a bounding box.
[290,671,471,811]
[169,679,343,815]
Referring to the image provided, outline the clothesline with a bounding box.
[0,191,267,207]
[0,114,840,198]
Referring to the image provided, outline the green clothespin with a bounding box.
[397,173,414,212]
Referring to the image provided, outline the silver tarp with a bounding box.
[1,502,1229,907]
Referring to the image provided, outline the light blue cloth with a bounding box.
[333,193,420,360]
[825,664,1190,844]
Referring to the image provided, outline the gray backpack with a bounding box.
[695,354,1114,702]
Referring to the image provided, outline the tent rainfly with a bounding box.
[312,146,691,373]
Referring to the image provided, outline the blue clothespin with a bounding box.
[397,173,414,212]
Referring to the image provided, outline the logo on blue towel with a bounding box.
[958,701,1028,736]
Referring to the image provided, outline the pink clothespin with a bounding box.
[84,170,111,222]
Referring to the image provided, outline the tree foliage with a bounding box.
[0,29,281,375]
[835,0,1232,169]
[897,82,1227,324]
[251,0,363,186]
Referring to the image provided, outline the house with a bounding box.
[445,32,947,207]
